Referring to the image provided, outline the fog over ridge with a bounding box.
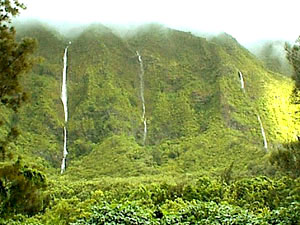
[17,0,300,46]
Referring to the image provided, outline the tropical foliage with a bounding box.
[0,2,299,223]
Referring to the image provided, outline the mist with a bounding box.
[13,2,299,79]
[13,18,296,77]
[248,40,293,76]
[17,0,300,48]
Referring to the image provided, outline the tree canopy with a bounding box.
[286,36,300,89]
[0,0,36,159]
[0,0,36,111]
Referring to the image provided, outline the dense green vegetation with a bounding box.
[0,0,36,160]
[0,16,299,224]
[286,36,300,88]
[1,175,299,224]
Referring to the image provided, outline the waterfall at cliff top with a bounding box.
[62,47,68,122]
[61,45,69,174]
[136,51,147,144]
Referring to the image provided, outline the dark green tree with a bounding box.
[277,37,300,177]
[0,2,46,218]
[286,36,300,88]
[0,158,47,216]
[0,0,36,160]
[286,37,300,117]
[269,143,300,178]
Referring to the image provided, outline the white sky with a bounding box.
[19,0,300,46]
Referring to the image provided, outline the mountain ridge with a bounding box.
[10,22,298,178]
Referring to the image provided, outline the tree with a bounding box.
[0,0,36,160]
[286,36,300,89]
[0,2,46,218]
[279,37,300,177]
[0,158,47,216]
[269,142,300,178]
[286,36,300,115]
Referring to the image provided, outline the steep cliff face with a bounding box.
[11,23,299,178]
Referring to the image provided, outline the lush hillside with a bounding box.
[11,22,300,178]
[0,22,299,223]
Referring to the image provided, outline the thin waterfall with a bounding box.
[61,127,67,172]
[61,44,70,174]
[238,70,268,151]
[62,46,68,122]
[257,114,268,151]
[238,71,245,91]
[136,51,147,144]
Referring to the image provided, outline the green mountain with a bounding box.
[1,22,299,224]
[12,23,299,177]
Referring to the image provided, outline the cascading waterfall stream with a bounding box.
[136,51,147,144]
[61,127,67,172]
[238,71,245,91]
[238,71,268,151]
[62,46,68,122]
[61,43,70,174]
[257,114,268,151]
